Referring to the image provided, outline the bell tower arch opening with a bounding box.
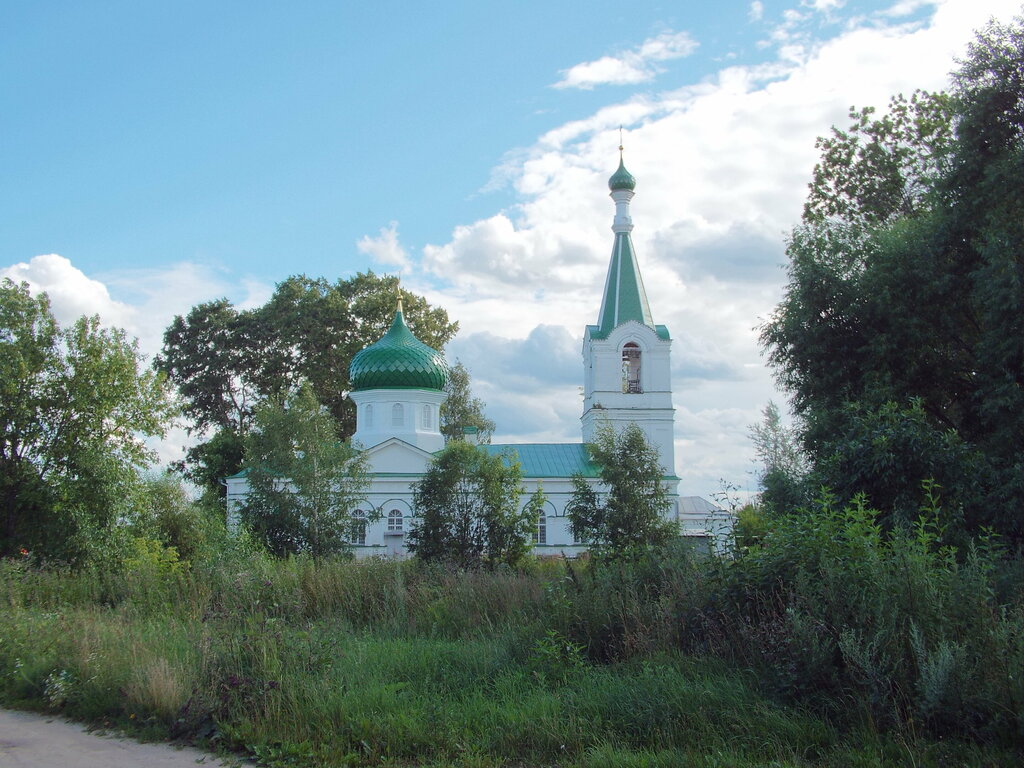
[621,342,642,393]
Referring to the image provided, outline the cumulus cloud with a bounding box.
[1,253,271,362]
[2,254,137,330]
[356,221,411,271]
[418,0,1020,496]
[553,31,698,90]
[749,1,765,22]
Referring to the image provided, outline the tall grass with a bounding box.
[1,503,1022,766]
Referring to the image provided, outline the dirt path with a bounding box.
[0,709,235,768]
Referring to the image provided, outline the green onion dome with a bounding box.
[608,158,636,191]
[349,304,449,391]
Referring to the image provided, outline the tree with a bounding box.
[240,384,368,557]
[567,423,675,559]
[0,279,175,563]
[156,272,458,494]
[407,441,540,568]
[803,91,955,228]
[749,401,809,513]
[440,361,496,443]
[760,16,1024,539]
[134,471,220,562]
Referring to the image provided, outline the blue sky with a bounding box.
[3,0,1020,498]
[3,0,842,276]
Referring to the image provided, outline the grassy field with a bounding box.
[1,536,1020,768]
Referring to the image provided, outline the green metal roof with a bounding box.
[484,443,601,478]
[587,323,670,341]
[594,231,655,336]
[349,306,449,391]
[608,158,636,191]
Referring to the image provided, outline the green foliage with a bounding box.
[2,554,987,768]
[749,401,809,512]
[810,399,984,531]
[761,18,1024,540]
[804,91,955,227]
[568,423,675,560]
[156,272,457,492]
[241,385,368,557]
[134,472,221,562]
[0,279,175,564]
[0,541,1022,764]
[123,537,185,577]
[408,441,540,568]
[527,628,586,682]
[709,492,1024,744]
[732,503,768,551]
[439,360,496,444]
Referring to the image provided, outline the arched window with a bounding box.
[532,515,546,545]
[350,509,367,546]
[421,404,433,430]
[365,404,374,428]
[621,342,642,393]
[387,509,404,533]
[392,403,404,427]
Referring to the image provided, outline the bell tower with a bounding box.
[581,152,676,475]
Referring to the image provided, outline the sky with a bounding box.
[3,0,1022,500]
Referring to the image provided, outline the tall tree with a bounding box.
[156,272,458,493]
[760,17,1024,538]
[241,384,368,557]
[749,401,808,513]
[407,441,539,568]
[1,279,175,562]
[567,423,676,560]
[440,361,496,444]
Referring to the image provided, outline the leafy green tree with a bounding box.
[408,440,539,568]
[0,279,175,563]
[241,384,368,557]
[761,17,1024,539]
[134,472,221,562]
[567,423,675,559]
[156,272,457,494]
[749,401,809,513]
[440,361,496,444]
[803,91,954,228]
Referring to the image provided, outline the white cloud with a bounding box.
[3,255,272,362]
[2,254,137,331]
[356,221,411,271]
[418,0,1021,497]
[804,0,846,12]
[749,1,765,22]
[553,31,698,90]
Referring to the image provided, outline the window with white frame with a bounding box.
[350,509,367,546]
[387,509,404,533]
[392,403,404,427]
[532,515,547,545]
[365,404,374,428]
[421,404,433,430]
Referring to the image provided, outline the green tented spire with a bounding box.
[596,229,655,334]
[595,155,655,335]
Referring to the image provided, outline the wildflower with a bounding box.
[19,548,28,557]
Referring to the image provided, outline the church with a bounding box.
[226,155,731,556]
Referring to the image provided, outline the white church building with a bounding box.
[226,156,732,556]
